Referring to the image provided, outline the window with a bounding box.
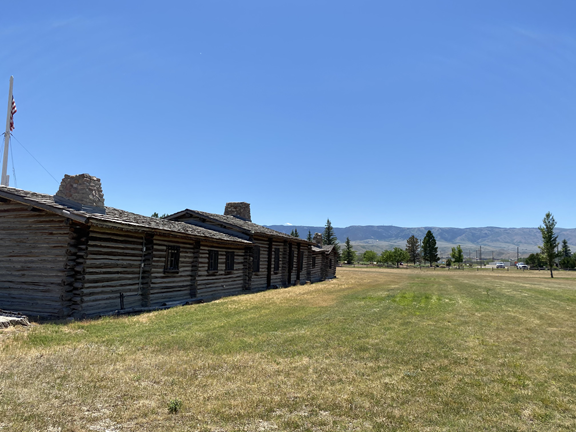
[253,246,261,272]
[164,246,180,273]
[274,248,280,272]
[208,250,219,271]
[312,256,316,268]
[299,252,304,272]
[225,251,235,271]
[329,259,333,269]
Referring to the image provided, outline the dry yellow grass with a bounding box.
[1,268,575,431]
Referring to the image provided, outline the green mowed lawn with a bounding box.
[1,268,575,431]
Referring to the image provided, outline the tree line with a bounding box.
[523,213,574,273]
[341,230,463,268]
[339,212,572,278]
[524,239,574,270]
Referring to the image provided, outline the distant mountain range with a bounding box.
[265,225,576,259]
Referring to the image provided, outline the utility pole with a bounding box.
[2,76,14,187]
[480,245,482,268]
[517,247,519,263]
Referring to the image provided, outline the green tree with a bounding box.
[390,247,410,268]
[525,253,543,268]
[323,219,337,245]
[342,237,356,264]
[307,231,313,242]
[323,219,340,257]
[405,235,420,264]
[290,229,295,236]
[151,212,168,218]
[446,258,452,267]
[450,245,464,268]
[538,212,561,278]
[380,250,394,266]
[290,229,299,238]
[362,250,378,263]
[560,239,573,269]
[560,255,576,269]
[422,230,439,267]
[561,239,571,258]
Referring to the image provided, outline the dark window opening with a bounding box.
[312,256,316,268]
[329,259,333,269]
[274,248,280,272]
[225,251,235,271]
[253,246,261,272]
[208,250,219,271]
[299,252,304,272]
[164,246,181,273]
[288,250,294,272]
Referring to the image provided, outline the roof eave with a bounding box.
[88,218,250,245]
[0,189,88,224]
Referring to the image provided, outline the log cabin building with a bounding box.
[0,174,337,319]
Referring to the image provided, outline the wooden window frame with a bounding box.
[208,250,219,272]
[225,251,235,272]
[164,246,181,274]
[253,246,261,273]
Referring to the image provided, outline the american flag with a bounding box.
[10,96,17,131]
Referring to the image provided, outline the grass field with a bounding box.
[1,268,575,431]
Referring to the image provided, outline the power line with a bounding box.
[6,133,59,184]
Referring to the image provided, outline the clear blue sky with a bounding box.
[1,1,575,228]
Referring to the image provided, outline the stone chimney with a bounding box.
[313,232,323,247]
[224,202,251,221]
[54,174,106,214]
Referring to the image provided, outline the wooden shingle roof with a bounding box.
[0,186,250,244]
[166,209,311,243]
[312,244,335,254]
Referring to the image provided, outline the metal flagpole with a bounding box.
[2,76,14,186]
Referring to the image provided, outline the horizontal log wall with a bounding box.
[270,239,285,287]
[196,243,245,299]
[251,237,269,290]
[296,246,308,285]
[310,252,324,282]
[242,245,253,291]
[326,251,337,279]
[0,202,69,317]
[306,245,313,282]
[149,236,198,306]
[249,238,312,289]
[81,228,145,315]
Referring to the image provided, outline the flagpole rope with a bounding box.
[9,136,17,188]
[6,133,59,184]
